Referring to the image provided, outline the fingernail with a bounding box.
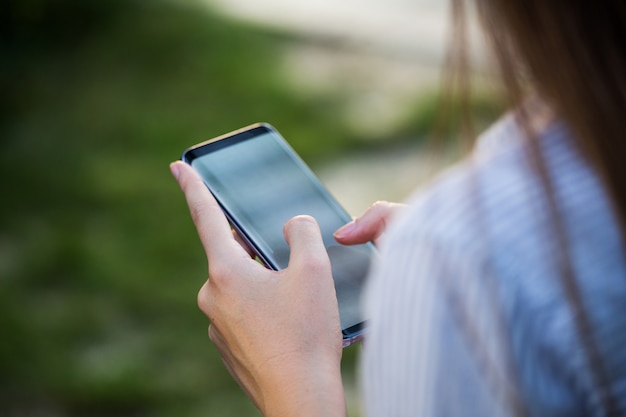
[170,162,180,180]
[334,221,355,239]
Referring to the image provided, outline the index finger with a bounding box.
[170,161,238,260]
[334,201,405,246]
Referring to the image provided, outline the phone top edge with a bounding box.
[181,122,275,163]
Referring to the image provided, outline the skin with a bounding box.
[334,200,404,246]
[170,160,404,417]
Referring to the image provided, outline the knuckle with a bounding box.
[300,251,331,275]
[197,280,212,316]
[208,259,236,283]
[208,324,219,343]
[370,200,393,214]
[189,200,210,228]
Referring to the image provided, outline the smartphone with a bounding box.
[181,123,374,347]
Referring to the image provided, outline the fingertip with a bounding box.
[284,215,318,233]
[333,220,355,241]
[283,215,324,248]
[284,215,330,273]
[171,161,195,186]
[170,161,182,181]
[171,161,205,194]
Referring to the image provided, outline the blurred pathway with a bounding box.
[318,144,447,215]
[205,0,459,210]
[206,0,456,136]
[206,0,450,62]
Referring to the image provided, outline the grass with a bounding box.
[0,1,364,415]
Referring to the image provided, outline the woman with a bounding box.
[170,0,626,415]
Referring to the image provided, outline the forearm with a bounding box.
[260,357,347,417]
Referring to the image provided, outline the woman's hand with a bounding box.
[334,201,406,246]
[170,161,346,417]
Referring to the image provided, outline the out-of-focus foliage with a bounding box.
[0,1,358,416]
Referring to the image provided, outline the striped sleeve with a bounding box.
[359,115,626,416]
[360,201,516,417]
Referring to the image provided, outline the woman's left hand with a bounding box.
[170,161,347,417]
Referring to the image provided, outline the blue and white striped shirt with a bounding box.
[361,115,626,416]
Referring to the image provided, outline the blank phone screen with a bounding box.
[187,127,372,332]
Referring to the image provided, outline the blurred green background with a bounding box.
[0,0,503,415]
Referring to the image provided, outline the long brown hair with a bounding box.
[475,1,626,230]
[447,0,626,415]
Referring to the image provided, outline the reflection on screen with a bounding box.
[191,131,372,330]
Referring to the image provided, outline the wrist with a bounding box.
[259,352,347,417]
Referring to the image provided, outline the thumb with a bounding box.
[283,216,331,273]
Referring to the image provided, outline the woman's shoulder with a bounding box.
[373,114,626,416]
[387,114,536,251]
[390,113,599,254]
[383,112,624,341]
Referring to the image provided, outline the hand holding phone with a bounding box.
[171,160,347,416]
[180,123,375,346]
